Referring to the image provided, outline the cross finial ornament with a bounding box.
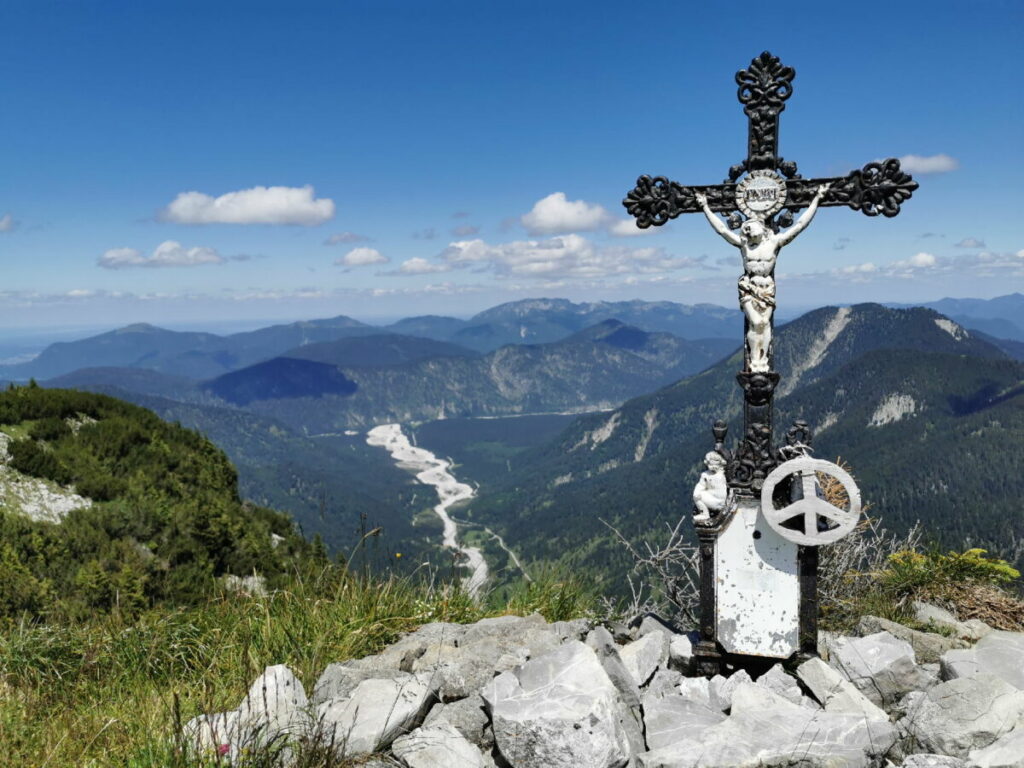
[622,52,918,675]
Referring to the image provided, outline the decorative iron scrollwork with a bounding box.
[845,159,919,217]
[622,176,737,228]
[736,51,795,113]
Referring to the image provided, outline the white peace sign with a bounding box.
[760,457,861,546]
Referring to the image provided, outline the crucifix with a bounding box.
[622,52,917,674]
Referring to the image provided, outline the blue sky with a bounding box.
[0,0,1020,330]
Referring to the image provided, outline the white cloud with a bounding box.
[161,185,335,225]
[954,237,985,248]
[98,240,227,269]
[325,231,371,245]
[521,192,610,235]
[452,225,480,237]
[608,219,657,238]
[438,234,702,280]
[336,247,388,267]
[908,252,937,268]
[393,257,451,275]
[0,213,16,232]
[898,154,959,174]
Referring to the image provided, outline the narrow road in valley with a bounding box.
[366,423,488,596]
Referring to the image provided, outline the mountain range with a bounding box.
[457,304,1024,587]
[6,295,1022,581]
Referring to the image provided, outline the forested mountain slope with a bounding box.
[462,306,1022,589]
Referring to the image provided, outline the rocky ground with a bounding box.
[185,602,1024,767]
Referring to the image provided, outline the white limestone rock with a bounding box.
[636,614,675,640]
[898,673,1024,758]
[707,669,752,712]
[637,682,897,768]
[619,631,669,688]
[644,668,683,699]
[481,640,633,768]
[755,663,803,705]
[315,672,436,757]
[391,722,487,768]
[900,755,967,768]
[797,656,890,722]
[968,726,1024,768]
[857,615,967,664]
[912,601,990,641]
[667,632,696,674]
[831,630,935,707]
[642,694,726,751]
[411,638,530,701]
[676,676,711,708]
[313,660,402,704]
[183,664,311,763]
[585,626,645,758]
[939,631,1024,690]
[421,694,493,751]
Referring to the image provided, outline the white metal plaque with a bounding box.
[735,169,787,219]
[715,498,800,658]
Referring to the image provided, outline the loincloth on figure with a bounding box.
[738,274,776,314]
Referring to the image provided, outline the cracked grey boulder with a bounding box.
[831,631,935,707]
[638,682,896,768]
[411,638,529,701]
[422,694,493,751]
[968,726,1024,768]
[619,631,669,687]
[392,722,487,768]
[797,656,889,722]
[481,640,633,768]
[857,615,967,664]
[939,631,1024,690]
[350,622,468,675]
[315,672,436,758]
[313,660,402,704]
[898,672,1024,758]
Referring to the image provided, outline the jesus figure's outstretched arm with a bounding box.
[695,192,742,247]
[777,184,830,247]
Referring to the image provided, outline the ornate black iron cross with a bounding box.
[622,51,918,494]
[623,51,919,235]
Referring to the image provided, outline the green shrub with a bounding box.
[7,438,73,485]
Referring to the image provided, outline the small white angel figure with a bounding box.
[693,451,728,523]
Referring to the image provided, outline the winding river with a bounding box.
[366,423,488,596]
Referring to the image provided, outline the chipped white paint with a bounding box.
[634,408,659,462]
[780,306,852,396]
[571,411,621,451]
[934,317,968,340]
[715,499,799,658]
[367,424,487,596]
[868,394,917,427]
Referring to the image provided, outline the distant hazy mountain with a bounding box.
[449,298,742,352]
[5,324,228,380]
[382,315,470,340]
[462,305,1021,582]
[913,293,1024,342]
[283,334,477,368]
[198,323,735,430]
[1,315,376,381]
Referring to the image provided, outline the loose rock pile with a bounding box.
[185,608,1024,767]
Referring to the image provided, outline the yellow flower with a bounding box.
[395,553,402,558]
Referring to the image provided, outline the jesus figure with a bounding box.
[695,184,829,372]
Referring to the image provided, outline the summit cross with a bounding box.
[622,50,918,494]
